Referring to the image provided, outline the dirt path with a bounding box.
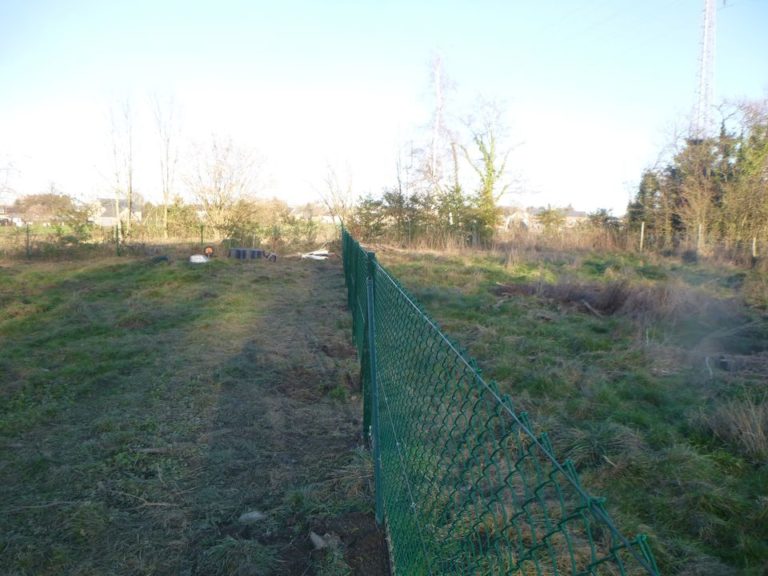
[0,256,388,575]
[185,259,389,575]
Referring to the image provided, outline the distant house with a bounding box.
[290,203,335,225]
[0,205,24,226]
[499,205,589,232]
[500,207,533,230]
[562,206,589,228]
[91,199,143,227]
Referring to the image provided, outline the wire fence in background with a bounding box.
[342,229,660,576]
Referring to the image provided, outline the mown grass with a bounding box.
[0,253,386,575]
[378,246,768,575]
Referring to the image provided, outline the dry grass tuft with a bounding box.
[702,395,768,463]
[494,279,631,316]
[617,280,740,329]
[494,278,743,340]
[552,421,648,470]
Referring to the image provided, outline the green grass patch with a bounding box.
[0,255,384,575]
[378,246,768,574]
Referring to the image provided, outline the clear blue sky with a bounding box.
[1,0,766,213]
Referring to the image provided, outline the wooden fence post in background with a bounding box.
[697,223,703,252]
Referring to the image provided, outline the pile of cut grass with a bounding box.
[379,246,768,575]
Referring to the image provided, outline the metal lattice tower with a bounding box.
[692,0,717,139]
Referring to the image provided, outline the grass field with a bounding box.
[0,252,387,576]
[378,245,768,576]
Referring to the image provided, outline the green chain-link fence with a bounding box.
[342,229,659,576]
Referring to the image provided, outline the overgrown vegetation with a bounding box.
[627,100,768,261]
[0,252,386,575]
[0,202,333,262]
[345,96,767,264]
[378,244,767,575]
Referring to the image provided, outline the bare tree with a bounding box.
[125,102,134,236]
[186,136,260,238]
[678,142,716,251]
[153,95,179,239]
[109,109,124,242]
[319,164,354,227]
[426,54,449,194]
[0,159,15,201]
[413,56,457,207]
[110,100,135,239]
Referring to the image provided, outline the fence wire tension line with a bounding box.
[342,229,660,576]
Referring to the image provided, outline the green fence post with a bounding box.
[366,251,384,526]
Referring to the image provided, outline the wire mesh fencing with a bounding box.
[342,229,659,576]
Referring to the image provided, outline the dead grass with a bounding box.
[495,276,726,317]
[493,276,751,356]
[552,421,648,470]
[701,395,768,463]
